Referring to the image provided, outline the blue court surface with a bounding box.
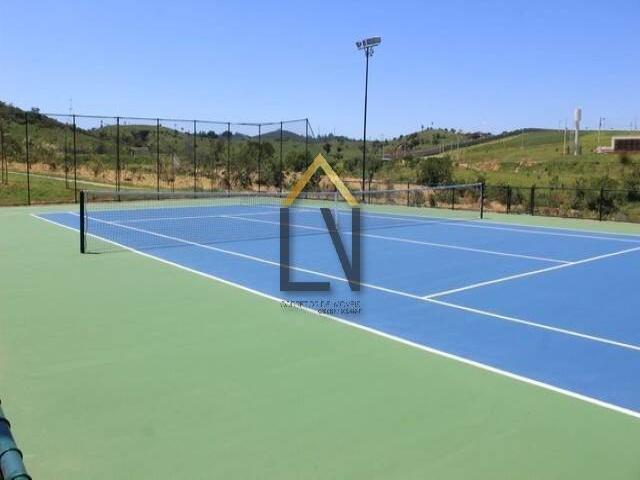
[37,201,640,418]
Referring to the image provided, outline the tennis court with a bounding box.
[2,185,640,478]
[37,186,640,415]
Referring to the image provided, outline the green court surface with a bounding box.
[1,205,639,479]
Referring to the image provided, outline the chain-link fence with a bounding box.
[5,111,640,224]
[0,111,313,205]
[483,185,640,222]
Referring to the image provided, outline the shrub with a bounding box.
[416,156,453,185]
[619,153,632,166]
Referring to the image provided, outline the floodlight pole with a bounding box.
[357,37,381,202]
[361,49,370,199]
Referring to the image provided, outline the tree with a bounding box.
[131,129,150,146]
[323,142,332,155]
[367,156,382,189]
[257,142,276,186]
[416,157,453,185]
[233,141,258,188]
[2,134,23,159]
[204,138,225,189]
[284,150,307,173]
[366,142,384,188]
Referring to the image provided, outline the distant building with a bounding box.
[595,136,640,154]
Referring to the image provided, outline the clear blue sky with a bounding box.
[1,0,638,138]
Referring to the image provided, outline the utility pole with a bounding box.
[597,117,605,147]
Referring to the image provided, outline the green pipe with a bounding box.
[0,400,31,480]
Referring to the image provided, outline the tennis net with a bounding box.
[80,183,484,253]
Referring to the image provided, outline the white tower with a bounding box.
[574,108,582,156]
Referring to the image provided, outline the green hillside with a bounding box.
[0,102,315,193]
[0,101,484,195]
[3,100,640,221]
[451,128,640,188]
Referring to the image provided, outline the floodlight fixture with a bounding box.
[356,37,382,50]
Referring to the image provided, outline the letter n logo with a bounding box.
[279,154,360,292]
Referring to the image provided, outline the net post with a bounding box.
[506,186,511,214]
[79,190,86,254]
[480,182,485,219]
[450,186,455,210]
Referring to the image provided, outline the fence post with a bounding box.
[258,124,262,193]
[63,126,69,189]
[506,186,511,214]
[227,122,231,194]
[0,123,5,185]
[480,182,485,219]
[305,118,309,168]
[598,187,604,221]
[72,115,78,202]
[24,112,30,205]
[116,116,120,191]
[530,185,536,216]
[451,187,455,210]
[193,120,197,193]
[279,121,283,193]
[407,181,410,206]
[156,119,160,193]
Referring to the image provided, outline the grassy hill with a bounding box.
[0,101,486,195]
[0,102,315,194]
[449,128,640,189]
[3,100,640,221]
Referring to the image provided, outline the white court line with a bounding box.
[473,217,640,239]
[423,245,640,299]
[361,208,640,241]
[31,212,640,420]
[442,221,640,243]
[68,211,640,353]
[223,213,570,264]
[116,208,283,224]
[428,298,640,352]
[355,210,640,244]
